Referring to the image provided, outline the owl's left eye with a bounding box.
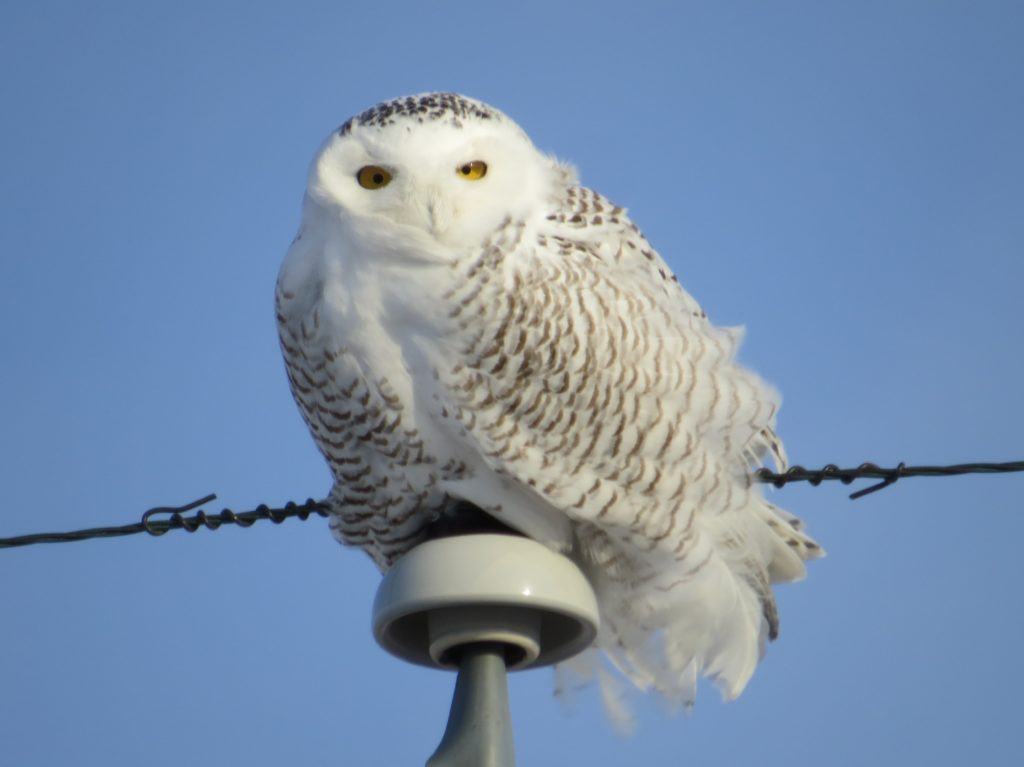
[356,165,392,189]
[456,160,487,181]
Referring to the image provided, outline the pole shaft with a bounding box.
[426,643,515,767]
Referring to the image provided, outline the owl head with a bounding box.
[303,93,571,251]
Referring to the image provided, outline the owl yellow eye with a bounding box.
[356,165,392,189]
[456,160,487,181]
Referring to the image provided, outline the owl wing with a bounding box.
[420,185,820,708]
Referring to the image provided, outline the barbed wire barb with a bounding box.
[141,493,219,534]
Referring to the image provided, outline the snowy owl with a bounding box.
[276,92,821,714]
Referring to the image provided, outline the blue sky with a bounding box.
[1,2,1022,765]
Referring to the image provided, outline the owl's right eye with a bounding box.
[356,165,392,189]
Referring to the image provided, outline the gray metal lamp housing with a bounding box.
[372,533,600,671]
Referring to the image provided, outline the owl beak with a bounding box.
[425,187,454,235]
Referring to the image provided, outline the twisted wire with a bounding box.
[2,460,1022,549]
[0,495,330,549]
[755,460,1024,499]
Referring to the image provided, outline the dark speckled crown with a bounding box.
[339,92,499,135]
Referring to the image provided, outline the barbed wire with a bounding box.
[0,495,329,549]
[755,460,1024,499]
[1,460,1021,550]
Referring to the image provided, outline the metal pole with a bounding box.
[426,642,515,767]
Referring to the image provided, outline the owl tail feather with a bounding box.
[561,508,821,726]
[555,648,637,734]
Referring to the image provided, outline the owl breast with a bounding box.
[276,227,474,566]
